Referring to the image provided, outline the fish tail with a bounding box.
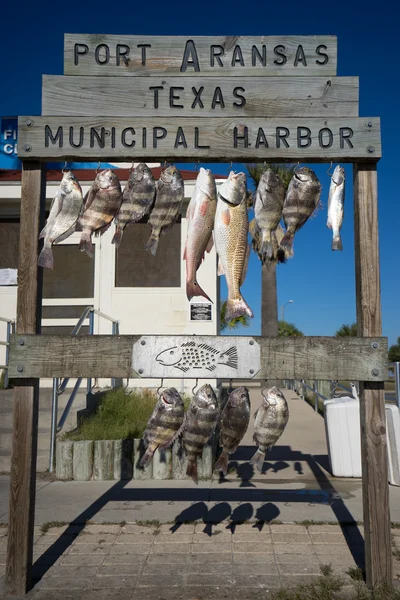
[112,227,123,248]
[139,446,156,468]
[215,449,229,476]
[280,231,294,253]
[145,232,160,256]
[218,346,238,369]
[186,280,213,303]
[225,297,253,322]
[260,238,274,261]
[79,231,94,257]
[186,460,198,485]
[332,233,343,251]
[37,242,54,270]
[249,449,265,473]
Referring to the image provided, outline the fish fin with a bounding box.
[82,183,99,211]
[37,242,54,270]
[225,297,253,321]
[183,243,187,260]
[145,230,160,255]
[332,234,343,251]
[249,449,265,473]
[240,244,251,287]
[186,460,198,485]
[79,232,94,257]
[206,365,217,372]
[95,221,112,237]
[53,223,77,245]
[280,231,294,253]
[112,227,123,247]
[215,450,229,476]
[253,409,259,420]
[218,346,238,370]
[186,280,213,303]
[217,259,224,276]
[139,445,156,468]
[206,234,214,253]
[220,204,231,226]
[39,224,48,240]
[326,219,332,229]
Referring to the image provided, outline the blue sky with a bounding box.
[1,0,399,346]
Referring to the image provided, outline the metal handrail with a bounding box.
[0,317,15,389]
[49,306,119,472]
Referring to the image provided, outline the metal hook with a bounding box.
[228,379,233,393]
[195,161,200,172]
[62,160,68,174]
[327,161,334,177]
[157,378,164,397]
[261,380,269,398]
[293,162,300,173]
[96,161,101,173]
[228,161,233,172]
[130,160,135,173]
[192,378,199,395]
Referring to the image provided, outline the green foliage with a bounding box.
[65,388,191,442]
[0,370,4,389]
[335,323,358,337]
[278,320,304,337]
[389,337,400,363]
[220,301,251,332]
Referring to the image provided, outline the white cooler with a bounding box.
[324,396,400,485]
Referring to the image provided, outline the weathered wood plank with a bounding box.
[93,440,114,480]
[42,75,358,118]
[8,335,388,381]
[6,163,45,596]
[354,163,392,588]
[64,34,337,77]
[56,441,73,479]
[18,116,380,162]
[73,441,93,481]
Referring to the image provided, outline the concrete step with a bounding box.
[0,449,49,472]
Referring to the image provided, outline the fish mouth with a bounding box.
[161,394,172,406]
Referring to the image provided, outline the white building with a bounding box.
[0,165,225,391]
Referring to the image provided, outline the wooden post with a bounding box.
[354,163,391,588]
[5,162,45,595]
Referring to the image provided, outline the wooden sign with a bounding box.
[42,75,358,118]
[64,34,337,77]
[18,116,381,162]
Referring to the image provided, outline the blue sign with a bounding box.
[0,116,115,171]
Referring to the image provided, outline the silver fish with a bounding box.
[184,167,217,303]
[38,171,83,269]
[112,163,155,247]
[250,387,289,472]
[254,169,286,262]
[182,384,219,484]
[215,386,250,475]
[327,165,345,251]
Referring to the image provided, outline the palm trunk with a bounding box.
[261,262,278,336]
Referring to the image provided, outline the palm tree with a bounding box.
[388,337,400,363]
[220,301,251,331]
[335,323,358,337]
[247,163,294,337]
[279,320,304,337]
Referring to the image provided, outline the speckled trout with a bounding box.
[214,171,253,322]
[184,168,217,303]
[327,165,345,251]
[250,387,289,472]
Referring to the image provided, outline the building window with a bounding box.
[115,221,181,288]
[0,221,19,269]
[43,245,95,298]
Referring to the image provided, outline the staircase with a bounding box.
[0,387,92,472]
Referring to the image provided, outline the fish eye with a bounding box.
[170,350,174,355]
[241,393,246,399]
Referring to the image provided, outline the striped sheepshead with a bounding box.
[250,387,289,473]
[184,167,217,303]
[215,386,251,476]
[280,167,321,253]
[112,163,155,247]
[182,384,219,484]
[145,165,184,256]
[214,171,253,322]
[254,169,286,262]
[38,171,83,269]
[78,169,122,257]
[327,165,345,251]
[140,388,185,468]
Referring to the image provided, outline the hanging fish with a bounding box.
[250,387,289,473]
[254,169,286,262]
[280,167,321,253]
[112,163,155,247]
[145,166,184,256]
[78,169,122,257]
[215,386,250,476]
[182,384,220,484]
[140,387,185,468]
[214,171,253,322]
[327,165,345,251]
[184,167,217,303]
[38,171,83,269]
